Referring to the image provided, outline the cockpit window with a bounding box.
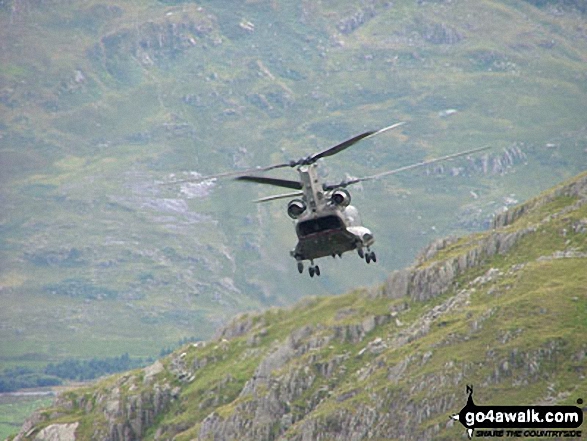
[298,215,343,236]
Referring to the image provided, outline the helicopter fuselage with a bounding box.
[291,206,374,260]
[288,165,376,275]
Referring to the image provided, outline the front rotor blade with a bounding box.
[308,121,406,164]
[160,163,291,186]
[253,191,305,203]
[160,122,405,186]
[325,145,491,190]
[236,175,303,190]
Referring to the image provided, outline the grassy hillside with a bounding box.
[1,0,586,420]
[9,170,587,440]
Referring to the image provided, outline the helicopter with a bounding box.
[168,122,490,277]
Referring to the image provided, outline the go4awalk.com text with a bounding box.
[450,386,584,439]
[474,430,582,438]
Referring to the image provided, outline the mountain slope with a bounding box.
[11,171,587,440]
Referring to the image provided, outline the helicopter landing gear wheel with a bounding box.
[297,261,304,274]
[365,252,371,264]
[357,248,365,259]
[370,251,377,263]
[308,264,320,277]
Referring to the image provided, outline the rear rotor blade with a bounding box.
[236,175,303,190]
[307,121,405,164]
[324,145,491,190]
[253,191,305,203]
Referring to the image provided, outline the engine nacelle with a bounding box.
[330,189,351,207]
[287,199,307,219]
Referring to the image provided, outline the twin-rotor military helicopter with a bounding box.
[167,122,489,277]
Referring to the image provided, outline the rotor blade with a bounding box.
[253,191,305,203]
[307,121,406,164]
[160,163,292,186]
[160,122,406,185]
[361,121,407,141]
[325,145,491,190]
[236,175,303,190]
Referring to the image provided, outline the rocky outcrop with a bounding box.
[192,284,475,441]
[412,18,463,45]
[88,4,219,73]
[381,226,534,302]
[216,314,256,340]
[493,170,587,228]
[33,423,78,441]
[380,171,587,302]
[13,364,179,441]
[337,6,377,35]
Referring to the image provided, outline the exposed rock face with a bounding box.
[337,6,377,34]
[216,314,256,340]
[493,170,587,228]
[88,4,218,73]
[14,369,179,441]
[34,423,78,441]
[382,226,535,302]
[89,377,179,440]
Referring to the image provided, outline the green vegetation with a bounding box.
[44,353,144,382]
[0,367,61,393]
[0,355,144,393]
[0,335,201,393]
[0,395,53,441]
